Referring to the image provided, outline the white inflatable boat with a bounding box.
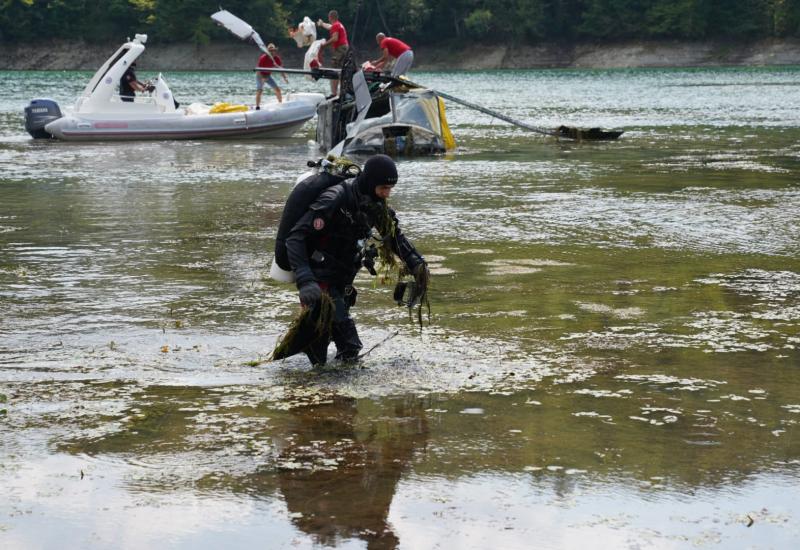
[24,34,325,141]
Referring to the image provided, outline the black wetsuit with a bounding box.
[120,67,138,102]
[284,176,424,364]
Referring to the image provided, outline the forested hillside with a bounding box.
[2,0,799,46]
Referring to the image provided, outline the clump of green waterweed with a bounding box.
[271,294,336,361]
[368,200,398,285]
[371,200,431,328]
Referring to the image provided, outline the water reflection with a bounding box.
[53,387,430,548]
[1,373,798,547]
[274,396,427,549]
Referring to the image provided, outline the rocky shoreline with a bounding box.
[2,38,799,71]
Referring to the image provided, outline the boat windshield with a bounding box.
[88,47,131,95]
[390,91,442,136]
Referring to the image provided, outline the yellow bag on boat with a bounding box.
[209,102,249,114]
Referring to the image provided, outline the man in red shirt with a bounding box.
[317,10,349,97]
[256,43,290,108]
[370,33,414,78]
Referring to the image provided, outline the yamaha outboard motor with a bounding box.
[24,98,62,139]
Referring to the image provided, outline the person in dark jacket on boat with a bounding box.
[119,62,153,102]
[284,155,428,365]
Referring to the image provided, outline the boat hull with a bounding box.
[44,94,324,141]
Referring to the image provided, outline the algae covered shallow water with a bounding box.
[1,67,800,548]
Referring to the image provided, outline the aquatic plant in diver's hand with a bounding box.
[376,200,432,327]
[413,262,431,327]
[371,200,432,328]
[371,200,399,285]
[270,294,335,361]
[396,263,431,328]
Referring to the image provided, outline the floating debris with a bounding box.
[573,411,614,422]
[720,394,751,402]
[574,301,645,320]
[574,389,633,398]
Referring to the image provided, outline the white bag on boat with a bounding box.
[292,16,317,47]
[303,39,325,79]
[185,102,211,115]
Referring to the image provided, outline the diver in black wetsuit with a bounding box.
[280,155,428,365]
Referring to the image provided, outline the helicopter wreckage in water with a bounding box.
[317,72,456,157]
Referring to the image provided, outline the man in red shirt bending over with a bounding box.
[256,43,290,108]
[370,33,414,78]
[317,10,349,97]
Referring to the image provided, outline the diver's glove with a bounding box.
[298,281,322,306]
[393,261,429,308]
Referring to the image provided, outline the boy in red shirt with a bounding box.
[371,33,414,77]
[317,10,349,97]
[256,43,289,108]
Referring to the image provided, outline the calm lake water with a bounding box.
[1,66,800,549]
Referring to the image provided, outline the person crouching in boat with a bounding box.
[279,155,429,366]
[256,43,289,107]
[370,33,414,78]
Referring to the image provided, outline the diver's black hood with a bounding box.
[356,154,398,199]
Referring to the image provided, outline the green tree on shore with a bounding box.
[1,0,799,45]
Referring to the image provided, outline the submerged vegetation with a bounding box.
[1,0,799,46]
[271,293,335,361]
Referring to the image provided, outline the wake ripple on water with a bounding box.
[397,172,800,255]
[560,268,800,355]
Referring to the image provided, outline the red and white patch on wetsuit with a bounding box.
[313,217,325,230]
